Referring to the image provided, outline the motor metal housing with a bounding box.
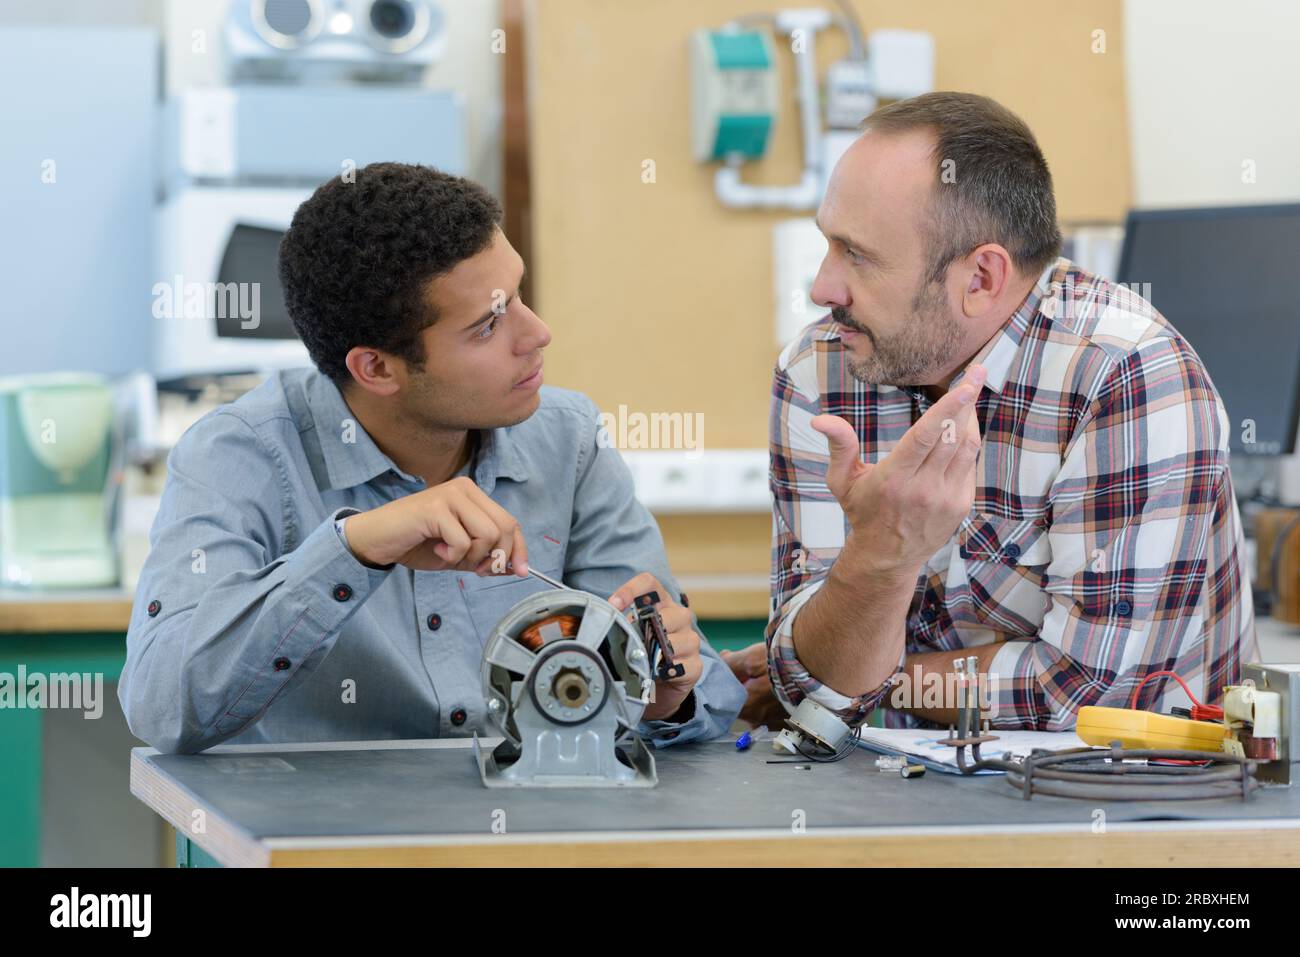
[476,589,658,787]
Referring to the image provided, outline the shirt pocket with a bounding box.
[461,533,566,641]
[954,512,1051,633]
[959,513,1051,565]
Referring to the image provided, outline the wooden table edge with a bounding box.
[0,593,134,633]
[258,824,1300,867]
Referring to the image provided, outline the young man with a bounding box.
[727,92,1257,731]
[120,163,743,754]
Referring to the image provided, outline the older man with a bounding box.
[725,92,1256,731]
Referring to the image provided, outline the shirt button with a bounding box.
[273,657,291,671]
[921,605,938,623]
[332,583,353,602]
[1114,599,1133,617]
[146,599,161,617]
[426,613,442,631]
[1002,543,1021,559]
[450,708,467,726]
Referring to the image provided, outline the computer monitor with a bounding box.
[214,224,298,342]
[1116,204,1300,456]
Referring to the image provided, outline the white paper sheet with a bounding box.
[857,727,1089,774]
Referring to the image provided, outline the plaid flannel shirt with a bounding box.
[766,257,1258,731]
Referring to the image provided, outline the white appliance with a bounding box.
[152,187,313,383]
[225,0,448,83]
[153,82,466,384]
[0,375,117,587]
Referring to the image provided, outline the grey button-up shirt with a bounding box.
[119,368,744,753]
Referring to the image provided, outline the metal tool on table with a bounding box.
[938,655,999,772]
[956,663,1300,800]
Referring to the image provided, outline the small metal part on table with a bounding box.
[938,654,999,771]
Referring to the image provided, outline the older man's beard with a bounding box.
[834,279,964,387]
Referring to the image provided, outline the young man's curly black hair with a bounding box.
[278,162,503,385]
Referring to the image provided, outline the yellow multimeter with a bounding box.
[1076,706,1228,751]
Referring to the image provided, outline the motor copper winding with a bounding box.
[516,613,581,651]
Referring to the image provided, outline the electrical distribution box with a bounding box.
[690,28,779,163]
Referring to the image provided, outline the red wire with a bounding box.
[1128,670,1224,721]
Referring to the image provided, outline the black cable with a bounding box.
[794,723,863,763]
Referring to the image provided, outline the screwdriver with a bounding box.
[527,567,568,590]
[503,558,568,590]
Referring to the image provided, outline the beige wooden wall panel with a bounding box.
[525,0,1130,586]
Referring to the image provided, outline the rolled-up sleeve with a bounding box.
[558,396,744,746]
[118,411,392,754]
[765,360,895,726]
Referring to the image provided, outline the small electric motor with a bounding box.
[475,589,658,788]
